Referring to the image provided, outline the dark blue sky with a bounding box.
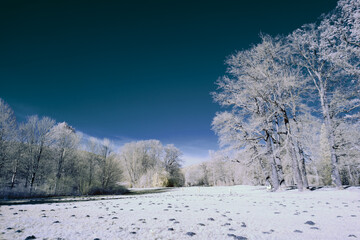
[0,0,338,164]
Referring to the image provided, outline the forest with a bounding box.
[1,0,360,198]
[0,102,184,198]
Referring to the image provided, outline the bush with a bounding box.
[87,185,128,196]
[0,186,49,199]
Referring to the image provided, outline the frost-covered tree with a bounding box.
[48,122,79,194]
[0,98,19,190]
[334,121,360,185]
[213,35,310,191]
[120,140,162,186]
[212,112,275,186]
[0,98,17,179]
[20,115,55,193]
[96,138,122,190]
[319,0,360,77]
[163,144,182,174]
[120,140,183,187]
[163,144,183,186]
[289,3,360,187]
[99,138,112,189]
[0,98,129,197]
[86,136,100,187]
[199,0,360,190]
[208,150,235,186]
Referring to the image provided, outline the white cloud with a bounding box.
[77,131,138,153]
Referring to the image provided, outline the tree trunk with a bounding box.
[55,148,65,194]
[10,146,22,189]
[313,165,320,186]
[101,159,106,189]
[282,109,303,191]
[30,146,43,194]
[355,171,360,185]
[293,115,309,189]
[273,117,285,187]
[88,157,94,187]
[347,165,354,185]
[257,153,270,184]
[298,146,309,189]
[318,85,342,188]
[266,131,280,191]
[0,155,5,176]
[24,167,29,188]
[10,160,18,189]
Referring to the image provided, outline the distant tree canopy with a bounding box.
[210,0,360,191]
[0,99,184,198]
[120,140,184,188]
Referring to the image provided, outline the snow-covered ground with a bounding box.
[1,185,359,240]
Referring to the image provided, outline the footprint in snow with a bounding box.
[186,232,196,237]
[305,221,315,225]
[25,235,36,240]
[227,234,248,240]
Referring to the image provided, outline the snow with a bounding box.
[1,185,359,240]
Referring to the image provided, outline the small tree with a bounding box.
[48,122,79,194]
[20,115,55,194]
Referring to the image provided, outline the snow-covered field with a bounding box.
[1,185,359,240]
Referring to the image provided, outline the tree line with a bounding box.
[0,99,183,198]
[211,0,360,191]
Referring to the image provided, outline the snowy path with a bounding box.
[1,185,359,240]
